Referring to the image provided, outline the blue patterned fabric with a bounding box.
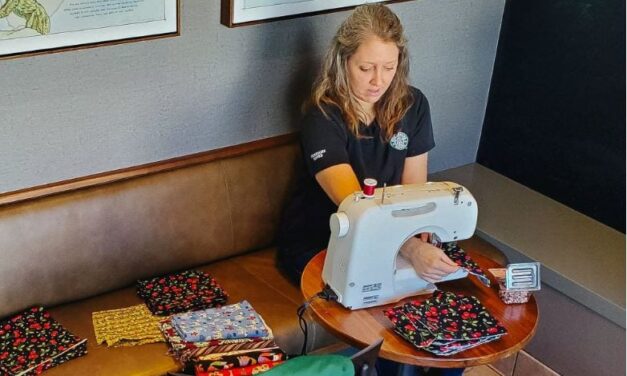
[170,300,269,342]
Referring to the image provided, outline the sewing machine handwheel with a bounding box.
[330,212,350,237]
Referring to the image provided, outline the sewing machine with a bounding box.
[322,182,478,310]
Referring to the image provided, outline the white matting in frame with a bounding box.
[230,0,386,25]
[0,0,178,58]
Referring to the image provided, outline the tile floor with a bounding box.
[464,365,501,375]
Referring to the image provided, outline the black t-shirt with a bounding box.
[277,87,435,253]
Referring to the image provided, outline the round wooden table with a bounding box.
[300,238,539,368]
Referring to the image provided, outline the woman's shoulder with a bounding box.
[408,86,428,103]
[302,102,344,126]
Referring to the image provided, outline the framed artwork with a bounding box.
[221,0,411,28]
[0,0,179,60]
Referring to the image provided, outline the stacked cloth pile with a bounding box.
[0,307,87,376]
[384,291,507,356]
[160,300,285,376]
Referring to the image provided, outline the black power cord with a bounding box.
[296,285,338,356]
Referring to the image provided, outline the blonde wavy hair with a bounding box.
[308,3,413,141]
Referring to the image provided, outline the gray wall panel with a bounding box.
[0,0,504,193]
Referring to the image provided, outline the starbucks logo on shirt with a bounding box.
[390,131,409,150]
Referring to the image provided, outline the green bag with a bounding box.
[263,354,354,376]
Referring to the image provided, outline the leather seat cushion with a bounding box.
[43,247,338,376]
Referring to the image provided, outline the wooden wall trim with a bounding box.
[0,133,298,208]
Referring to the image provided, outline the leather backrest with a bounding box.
[0,143,301,318]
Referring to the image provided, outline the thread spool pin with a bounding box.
[363,178,377,198]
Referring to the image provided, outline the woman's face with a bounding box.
[347,35,399,110]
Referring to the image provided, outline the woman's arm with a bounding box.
[314,163,361,206]
[401,153,429,185]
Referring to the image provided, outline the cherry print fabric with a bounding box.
[0,307,87,376]
[441,242,491,286]
[137,270,228,316]
[384,291,507,356]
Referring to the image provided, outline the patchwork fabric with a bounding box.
[441,242,491,286]
[384,291,506,356]
[137,270,228,316]
[171,301,270,342]
[92,304,164,347]
[160,319,276,364]
[0,307,87,376]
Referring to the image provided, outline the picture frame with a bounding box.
[221,0,411,28]
[0,0,179,60]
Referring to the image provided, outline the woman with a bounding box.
[277,3,458,287]
[277,4,464,375]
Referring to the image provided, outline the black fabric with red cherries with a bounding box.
[384,291,507,356]
[0,307,87,376]
[442,242,491,287]
[136,270,228,316]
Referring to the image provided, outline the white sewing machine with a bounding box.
[322,181,478,310]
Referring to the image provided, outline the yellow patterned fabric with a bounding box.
[92,304,165,347]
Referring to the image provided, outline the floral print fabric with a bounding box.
[137,270,228,316]
[194,361,283,376]
[171,301,270,342]
[0,307,87,376]
[92,304,164,347]
[384,291,507,356]
[442,242,491,286]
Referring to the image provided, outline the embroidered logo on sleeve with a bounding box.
[310,149,326,161]
[390,132,409,150]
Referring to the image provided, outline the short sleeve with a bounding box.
[406,89,435,157]
[300,107,350,177]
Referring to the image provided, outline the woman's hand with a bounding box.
[400,237,459,283]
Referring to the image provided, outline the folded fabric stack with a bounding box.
[92,304,164,347]
[160,301,285,375]
[137,270,228,316]
[441,242,491,287]
[384,291,507,356]
[0,306,87,375]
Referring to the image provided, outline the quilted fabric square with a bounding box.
[92,304,164,347]
[171,300,270,342]
[159,319,276,364]
[404,291,506,340]
[0,306,87,376]
[384,291,507,356]
[137,270,228,316]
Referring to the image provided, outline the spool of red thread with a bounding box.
[362,178,377,197]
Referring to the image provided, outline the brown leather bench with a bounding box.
[0,135,342,375]
[0,134,507,375]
